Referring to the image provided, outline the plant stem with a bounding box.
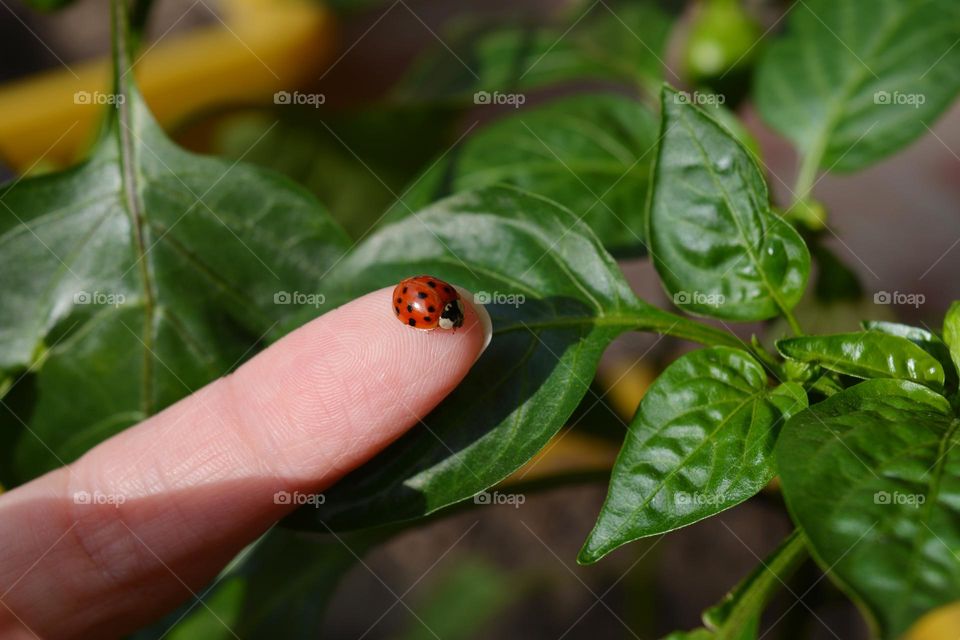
[713,529,809,639]
[782,307,804,336]
[792,150,821,206]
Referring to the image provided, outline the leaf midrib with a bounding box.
[115,33,156,416]
[799,1,925,168]
[676,108,793,318]
[609,389,767,544]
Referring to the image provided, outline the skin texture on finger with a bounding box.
[0,286,491,639]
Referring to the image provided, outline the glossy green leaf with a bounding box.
[579,347,807,563]
[387,94,659,254]
[776,331,945,391]
[648,86,810,321]
[864,320,958,392]
[777,379,960,638]
[285,185,740,532]
[0,38,350,481]
[755,0,960,176]
[393,1,671,104]
[943,301,960,379]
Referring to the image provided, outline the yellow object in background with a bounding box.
[906,602,960,640]
[0,0,336,172]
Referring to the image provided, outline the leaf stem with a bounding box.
[782,307,803,336]
[632,304,747,350]
[792,149,821,206]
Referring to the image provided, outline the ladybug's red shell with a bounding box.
[393,276,464,330]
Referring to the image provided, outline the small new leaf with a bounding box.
[776,331,945,391]
[863,320,958,392]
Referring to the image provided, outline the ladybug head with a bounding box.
[438,299,465,330]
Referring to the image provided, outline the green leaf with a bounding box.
[579,347,807,563]
[777,379,960,638]
[285,185,740,532]
[943,301,960,379]
[755,0,960,179]
[648,86,810,322]
[863,320,958,392]
[0,17,350,481]
[776,331,945,391]
[388,93,659,254]
[393,1,672,104]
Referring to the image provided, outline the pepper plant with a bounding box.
[3,0,960,638]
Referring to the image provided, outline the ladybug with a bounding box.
[393,275,464,330]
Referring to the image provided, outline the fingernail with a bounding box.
[455,286,493,360]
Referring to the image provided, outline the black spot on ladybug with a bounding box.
[424,316,432,323]
[402,287,408,293]
[408,318,416,327]
[406,304,412,312]
[396,297,402,303]
[417,291,428,299]
[427,281,436,288]
[428,305,436,313]
[444,286,453,294]
[394,306,399,314]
